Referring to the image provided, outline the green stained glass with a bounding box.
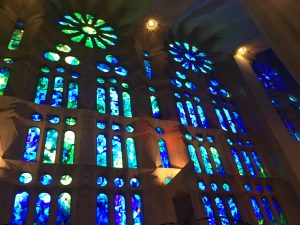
[85,36,94,48]
[62,29,80,35]
[0,67,10,96]
[62,131,75,164]
[3,58,14,64]
[41,66,50,73]
[74,12,85,23]
[122,92,132,117]
[95,38,106,49]
[56,44,72,53]
[44,52,60,62]
[82,26,97,35]
[97,87,106,114]
[60,175,72,185]
[65,56,80,66]
[67,82,78,109]
[66,117,77,126]
[126,138,138,168]
[95,19,105,27]
[34,76,49,104]
[8,29,24,50]
[100,36,115,46]
[86,14,94,25]
[122,83,129,88]
[97,78,105,84]
[71,34,85,42]
[43,129,59,164]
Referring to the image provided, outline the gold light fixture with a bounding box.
[146,19,158,30]
[237,47,247,55]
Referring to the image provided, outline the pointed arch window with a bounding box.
[8,28,24,50]
[250,198,266,225]
[210,147,225,175]
[202,196,216,225]
[199,146,213,174]
[112,136,123,168]
[115,195,127,225]
[231,149,246,176]
[187,144,202,173]
[122,91,132,117]
[150,95,161,119]
[97,193,109,225]
[23,127,40,161]
[67,81,78,109]
[97,87,106,114]
[126,137,138,168]
[51,76,64,107]
[56,193,71,225]
[43,129,59,164]
[34,77,49,104]
[34,193,51,224]
[186,101,199,127]
[261,198,276,224]
[11,191,30,225]
[97,134,107,167]
[215,108,228,131]
[131,194,144,225]
[143,52,153,79]
[241,151,256,176]
[110,87,119,116]
[62,131,75,164]
[158,139,171,168]
[176,102,188,125]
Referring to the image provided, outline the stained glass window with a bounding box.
[40,174,53,186]
[51,76,64,107]
[19,173,33,184]
[34,77,49,104]
[11,191,29,225]
[34,193,51,224]
[223,108,237,133]
[202,196,216,225]
[97,87,106,114]
[272,199,287,225]
[150,95,160,119]
[196,105,208,128]
[43,129,59,164]
[67,82,78,109]
[215,109,228,131]
[186,101,199,127]
[176,102,188,125]
[97,193,109,225]
[187,144,202,173]
[122,92,132,117]
[231,149,246,176]
[131,194,144,225]
[112,136,123,168]
[233,111,247,134]
[251,152,267,177]
[97,134,107,167]
[0,67,10,95]
[62,131,75,164]
[158,139,171,168]
[143,52,153,79]
[110,87,119,116]
[115,195,127,225]
[56,193,71,225]
[241,151,256,176]
[227,197,241,222]
[214,197,230,225]
[199,146,214,174]
[261,198,277,225]
[210,147,225,175]
[126,138,138,168]
[250,198,266,225]
[23,127,40,161]
[8,28,24,50]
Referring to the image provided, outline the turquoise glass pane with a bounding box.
[231,149,246,175]
[97,88,106,114]
[186,101,199,127]
[223,108,237,133]
[210,147,225,175]
[97,134,107,167]
[51,77,64,107]
[67,82,78,109]
[43,129,58,164]
[114,178,125,188]
[150,95,160,119]
[262,198,277,225]
[215,197,230,225]
[97,177,108,187]
[197,105,208,128]
[199,146,213,174]
[112,136,123,168]
[19,173,32,184]
[130,178,140,188]
[34,193,51,225]
[115,195,127,225]
[241,151,256,176]
[11,191,29,225]
[202,196,216,225]
[34,77,49,104]
[62,131,75,164]
[97,193,109,225]
[126,138,138,168]
[251,152,267,177]
[187,144,202,173]
[227,197,241,223]
[132,194,144,225]
[233,111,247,134]
[0,67,10,95]
[215,109,228,131]
[250,198,266,225]
[122,92,132,117]
[158,139,171,168]
[110,87,119,116]
[23,127,40,161]
[40,174,53,186]
[56,193,71,225]
[8,28,24,50]
[272,199,287,225]
[176,102,188,125]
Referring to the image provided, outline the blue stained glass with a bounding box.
[40,174,53,186]
[34,193,51,225]
[210,147,225,175]
[158,139,171,168]
[165,177,172,184]
[196,105,208,128]
[71,72,79,79]
[175,71,186,79]
[34,77,49,104]
[199,146,213,174]
[112,136,123,168]
[174,93,180,98]
[227,138,233,146]
[97,63,110,72]
[11,191,30,225]
[19,173,32,184]
[156,127,164,135]
[150,95,161,119]
[241,151,256,176]
[106,55,119,64]
[265,185,273,193]
[256,185,263,193]
[144,56,153,79]
[223,183,230,192]
[210,79,219,86]
[186,101,199,127]
[115,195,127,225]
[184,133,192,140]
[215,197,230,225]
[233,111,247,134]
[42,129,59,164]
[110,78,118,84]
[23,127,40,161]
[250,198,266,225]
[97,88,106,114]
[97,177,108,187]
[97,134,107,167]
[32,113,42,122]
[209,87,218,95]
[131,194,144,225]
[122,92,132,117]
[202,196,217,225]
[231,149,246,175]
[185,82,196,91]
[215,109,228,131]
[251,152,267,177]
[171,79,182,88]
[227,197,241,222]
[198,181,206,190]
[211,183,218,192]
[130,178,140,188]
[115,67,128,76]
[245,184,252,192]
[114,178,125,188]
[97,193,109,225]
[67,82,78,109]
[56,193,71,225]
[110,87,119,116]
[194,97,201,102]
[56,66,65,73]
[262,198,277,225]
[0,67,10,95]
[187,144,202,173]
[207,136,214,143]
[272,199,288,225]
[176,102,188,125]
[61,131,75,164]
[49,115,60,124]
[125,125,134,133]
[97,121,106,130]
[196,134,204,142]
[126,138,138,168]
[220,89,230,98]
[51,77,64,107]
[112,123,122,131]
[223,108,237,133]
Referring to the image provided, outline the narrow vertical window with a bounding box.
[223,108,237,133]
[131,194,144,225]
[0,67,10,96]
[56,193,71,225]
[233,111,247,134]
[196,105,208,128]
[34,77,49,104]
[215,108,228,131]
[112,136,123,168]
[158,139,171,168]
[43,129,59,164]
[110,87,119,116]
[23,127,40,161]
[231,149,246,176]
[201,196,216,225]
[214,197,230,225]
[34,193,51,225]
[62,131,75,164]
[67,82,78,109]
[251,152,267,177]
[250,198,266,225]
[10,191,30,225]
[97,134,107,167]
[122,92,132,117]
[241,151,256,176]
[126,138,138,168]
[186,101,199,127]
[97,87,106,114]
[8,28,24,50]
[51,76,64,107]
[272,199,287,225]
[97,193,109,225]
[143,52,153,79]
[227,197,241,223]
[187,144,202,173]
[199,146,214,174]
[115,195,127,225]
[150,95,160,119]
[261,198,277,225]
[176,102,188,125]
[210,147,225,175]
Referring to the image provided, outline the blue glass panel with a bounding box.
[262,198,277,225]
[19,173,32,184]
[114,178,125,188]
[43,129,59,164]
[241,151,256,176]
[122,92,132,117]
[106,55,119,64]
[131,194,144,225]
[97,88,106,114]
[223,183,230,192]
[233,111,247,134]
[130,178,140,188]
[211,183,218,192]
[186,101,199,127]
[115,195,127,225]
[56,193,71,225]
[176,102,188,125]
[272,199,288,225]
[126,125,134,133]
[110,87,119,116]
[126,138,138,168]
[112,136,123,168]
[51,76,64,107]
[215,109,228,131]
[34,77,49,104]
[97,121,106,129]
[40,174,53,186]
[115,67,128,76]
[185,82,196,91]
[97,193,109,225]
[231,149,246,176]
[251,152,267,177]
[156,127,164,135]
[199,146,213,174]
[158,139,171,168]
[196,105,208,128]
[210,147,225,175]
[34,193,51,225]
[97,134,107,167]
[215,197,230,225]
[23,127,40,161]
[0,67,10,95]
[144,56,153,79]
[175,71,186,79]
[198,181,206,190]
[250,198,266,225]
[223,108,237,133]
[245,184,252,192]
[67,82,78,109]
[11,191,30,225]
[187,144,202,173]
[256,185,263,193]
[227,197,241,223]
[97,177,108,187]
[49,115,60,124]
[202,196,217,225]
[150,95,160,119]
[97,63,110,72]
[32,113,42,122]
[112,123,122,131]
[171,79,182,88]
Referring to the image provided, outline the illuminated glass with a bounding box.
[241,151,256,176]
[250,198,266,225]
[56,193,71,224]
[62,131,75,164]
[41,66,50,73]
[223,108,237,133]
[44,51,60,61]
[158,139,171,168]
[97,134,107,167]
[215,197,230,225]
[261,198,277,225]
[67,82,78,109]
[66,117,77,126]
[198,181,206,190]
[34,77,49,104]
[110,87,119,116]
[115,67,128,76]
[43,129,59,164]
[114,178,125,188]
[176,102,188,125]
[231,149,246,176]
[211,183,218,192]
[126,138,138,168]
[251,152,267,177]
[150,95,160,119]
[65,56,80,66]
[165,177,172,184]
[196,105,208,128]
[51,76,64,107]
[34,193,51,225]
[97,177,108,187]
[11,191,29,224]
[186,101,199,127]
[97,63,110,72]
[19,173,32,184]
[56,43,72,53]
[32,113,42,122]
[199,146,213,174]
[227,197,241,222]
[3,58,14,64]
[215,109,228,131]
[97,121,106,130]
[187,144,202,173]
[122,92,132,117]
[40,174,53,186]
[60,175,72,185]
[8,29,24,50]
[112,136,123,168]
[185,133,192,140]
[0,67,10,95]
[23,127,40,161]
[130,178,140,188]
[202,196,216,225]
[97,87,106,114]
[272,199,287,225]
[132,194,144,225]
[125,125,134,133]
[210,147,225,175]
[223,183,230,192]
[175,71,186,79]
[245,184,252,192]
[233,111,247,134]
[49,115,60,124]
[114,195,127,225]
[97,193,109,225]
[111,123,121,131]
[144,52,153,79]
